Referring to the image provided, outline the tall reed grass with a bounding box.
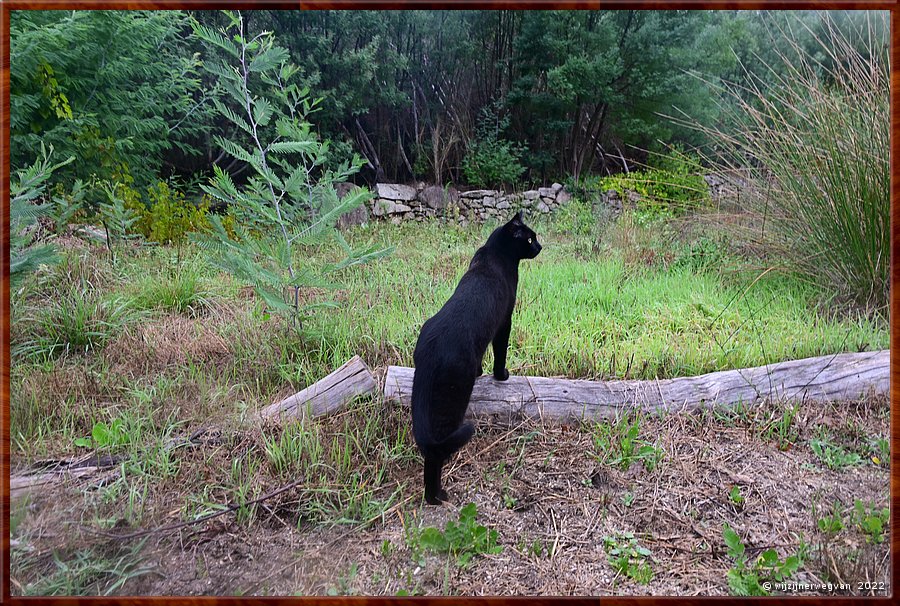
[682,12,889,311]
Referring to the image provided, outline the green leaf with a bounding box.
[74,437,92,448]
[252,98,274,127]
[249,45,289,73]
[92,422,111,446]
[267,141,316,155]
[214,136,255,164]
[758,549,778,567]
[722,524,745,560]
[213,99,252,135]
[419,527,448,552]
[190,21,239,58]
[778,555,800,580]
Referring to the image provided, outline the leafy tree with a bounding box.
[507,10,732,180]
[10,10,215,195]
[190,10,392,320]
[462,103,526,188]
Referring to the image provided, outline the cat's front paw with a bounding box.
[493,368,510,381]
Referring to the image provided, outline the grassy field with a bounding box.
[9,205,890,596]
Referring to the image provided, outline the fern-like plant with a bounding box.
[10,143,73,288]
[97,182,141,264]
[190,10,391,319]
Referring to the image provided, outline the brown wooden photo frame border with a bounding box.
[1,1,896,602]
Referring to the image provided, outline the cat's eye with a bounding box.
[527,238,532,243]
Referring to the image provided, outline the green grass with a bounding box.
[692,13,889,310]
[305,218,886,380]
[8,209,889,543]
[124,258,213,316]
[9,214,887,459]
[13,541,152,596]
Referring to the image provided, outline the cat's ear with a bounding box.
[511,210,524,224]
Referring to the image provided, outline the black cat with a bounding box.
[411,210,542,505]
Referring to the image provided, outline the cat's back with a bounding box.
[416,245,512,349]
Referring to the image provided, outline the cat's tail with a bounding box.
[423,422,475,461]
[411,365,475,461]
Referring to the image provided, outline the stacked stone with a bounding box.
[365,181,574,225]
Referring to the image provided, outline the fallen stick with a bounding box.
[11,428,221,498]
[84,477,308,541]
[258,355,378,423]
[383,350,889,423]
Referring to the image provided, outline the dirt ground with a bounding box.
[10,395,891,597]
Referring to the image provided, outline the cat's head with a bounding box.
[503,211,542,259]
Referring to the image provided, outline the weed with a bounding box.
[325,562,359,596]
[602,531,653,584]
[126,259,212,316]
[816,502,844,534]
[412,503,503,568]
[852,500,889,544]
[230,453,262,526]
[15,541,152,596]
[592,415,663,472]
[693,12,889,309]
[760,404,799,451]
[729,486,744,507]
[14,286,132,361]
[74,419,129,449]
[869,437,888,466]
[809,434,865,470]
[723,523,802,596]
[525,539,546,559]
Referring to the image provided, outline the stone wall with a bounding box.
[356,182,573,226]
[337,175,725,229]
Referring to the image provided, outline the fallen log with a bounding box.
[10,429,223,498]
[383,350,889,423]
[259,355,378,423]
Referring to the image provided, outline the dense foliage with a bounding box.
[13,9,879,189]
[189,11,392,319]
[10,11,213,196]
[682,12,890,310]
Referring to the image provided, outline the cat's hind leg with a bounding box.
[424,456,448,505]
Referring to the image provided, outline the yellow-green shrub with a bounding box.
[131,182,211,244]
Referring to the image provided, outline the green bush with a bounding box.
[462,137,526,189]
[462,104,526,189]
[597,153,709,221]
[10,144,73,288]
[137,182,211,245]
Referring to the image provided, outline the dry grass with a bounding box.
[104,315,231,377]
[10,395,889,596]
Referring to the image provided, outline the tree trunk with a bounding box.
[259,355,378,423]
[383,350,888,424]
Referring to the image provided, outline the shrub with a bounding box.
[462,104,526,189]
[190,10,392,320]
[10,144,74,288]
[462,137,526,190]
[576,150,710,222]
[134,182,212,245]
